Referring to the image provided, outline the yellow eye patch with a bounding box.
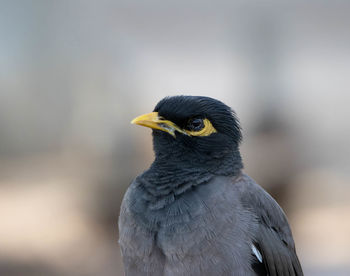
[185,119,217,137]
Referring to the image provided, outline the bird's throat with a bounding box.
[140,149,243,202]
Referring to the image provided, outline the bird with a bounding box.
[118,95,303,276]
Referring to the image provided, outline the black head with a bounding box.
[132,95,243,175]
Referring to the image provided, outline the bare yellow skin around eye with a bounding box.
[185,119,217,137]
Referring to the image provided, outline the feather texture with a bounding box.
[119,174,303,276]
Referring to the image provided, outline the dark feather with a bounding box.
[239,175,303,276]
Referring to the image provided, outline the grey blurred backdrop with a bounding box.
[1,1,350,275]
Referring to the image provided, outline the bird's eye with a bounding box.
[184,118,217,136]
[187,118,204,131]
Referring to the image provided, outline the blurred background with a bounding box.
[1,1,350,275]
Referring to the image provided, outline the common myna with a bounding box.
[119,96,303,276]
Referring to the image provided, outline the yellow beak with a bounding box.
[131,112,186,137]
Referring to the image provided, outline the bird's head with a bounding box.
[131,96,243,174]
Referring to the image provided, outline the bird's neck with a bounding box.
[140,148,243,200]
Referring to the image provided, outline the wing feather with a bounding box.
[239,175,303,276]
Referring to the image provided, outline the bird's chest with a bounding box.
[157,186,230,250]
[134,183,222,256]
[155,200,209,256]
[139,179,238,256]
[122,178,255,275]
[152,190,254,275]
